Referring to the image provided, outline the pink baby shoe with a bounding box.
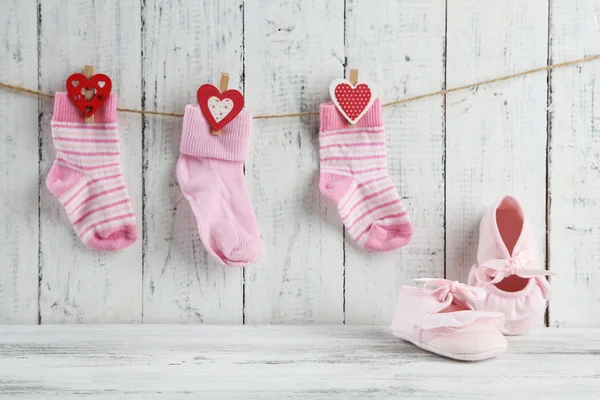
[391,279,507,361]
[468,195,556,335]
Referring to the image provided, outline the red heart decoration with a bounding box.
[330,80,376,124]
[334,83,371,120]
[197,84,244,131]
[66,73,112,118]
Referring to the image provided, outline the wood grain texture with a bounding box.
[445,0,549,284]
[141,0,244,323]
[548,0,600,327]
[38,0,143,322]
[0,326,598,399]
[344,0,446,324]
[0,0,39,324]
[243,0,345,323]
[3,1,600,326]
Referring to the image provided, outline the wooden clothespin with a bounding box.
[348,68,359,127]
[83,65,96,123]
[198,72,244,135]
[212,72,230,136]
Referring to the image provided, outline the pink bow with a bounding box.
[474,249,557,284]
[415,278,485,303]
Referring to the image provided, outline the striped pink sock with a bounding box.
[46,93,137,251]
[319,98,413,251]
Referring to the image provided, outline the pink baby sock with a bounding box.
[176,105,263,266]
[46,93,137,251]
[319,98,413,251]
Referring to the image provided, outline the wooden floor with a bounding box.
[1,0,600,326]
[0,326,598,399]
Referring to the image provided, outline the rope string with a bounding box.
[2,53,599,120]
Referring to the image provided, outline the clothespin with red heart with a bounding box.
[197,72,245,136]
[65,65,112,122]
[330,68,376,127]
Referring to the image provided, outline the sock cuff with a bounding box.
[52,92,117,123]
[319,97,383,132]
[180,105,253,162]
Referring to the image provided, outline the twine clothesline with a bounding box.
[1,53,600,120]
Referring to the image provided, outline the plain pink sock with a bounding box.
[177,105,263,266]
[319,98,413,251]
[46,93,137,251]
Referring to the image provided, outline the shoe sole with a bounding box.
[392,330,506,361]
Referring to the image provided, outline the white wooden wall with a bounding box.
[0,0,599,326]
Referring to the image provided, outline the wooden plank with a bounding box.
[344,0,446,324]
[141,0,244,323]
[445,1,549,286]
[243,0,345,323]
[38,1,143,322]
[0,326,598,398]
[0,0,39,324]
[548,0,600,326]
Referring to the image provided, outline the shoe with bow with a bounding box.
[391,279,507,361]
[468,195,557,335]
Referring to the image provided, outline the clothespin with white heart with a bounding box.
[65,64,112,123]
[329,68,377,127]
[197,72,244,136]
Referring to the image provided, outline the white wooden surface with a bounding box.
[245,0,345,323]
[141,0,244,323]
[0,0,39,324]
[0,326,598,399]
[548,0,600,327]
[1,0,600,326]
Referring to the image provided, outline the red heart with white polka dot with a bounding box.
[329,79,376,124]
